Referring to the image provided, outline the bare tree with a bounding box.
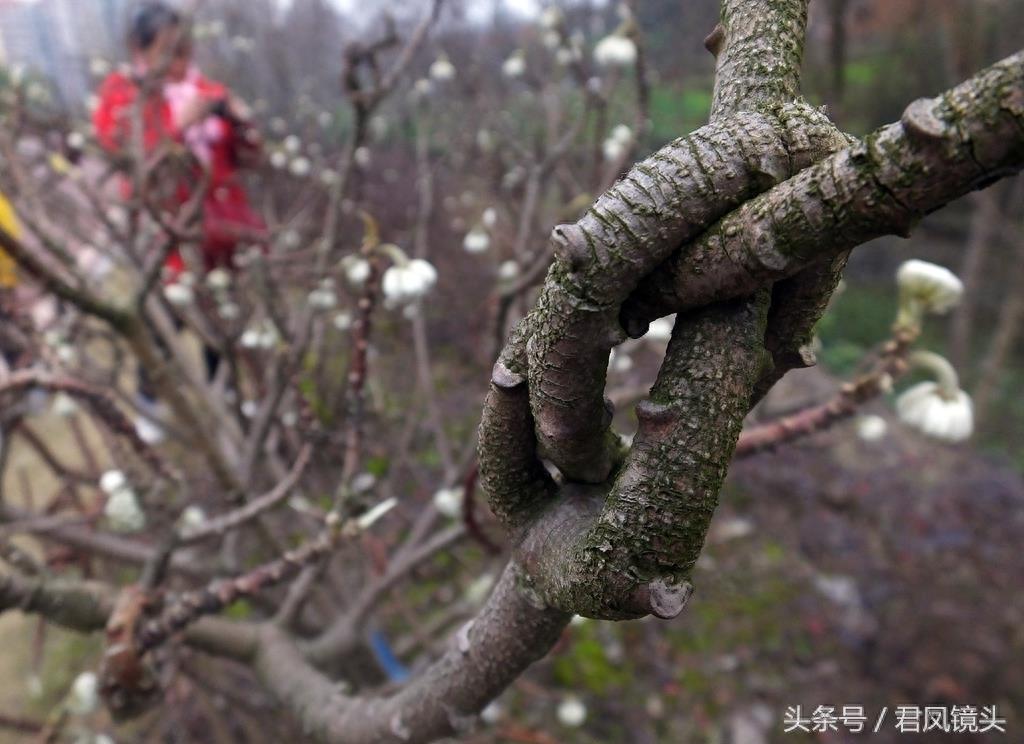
[1,0,1023,742]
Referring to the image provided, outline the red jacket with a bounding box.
[93,69,266,275]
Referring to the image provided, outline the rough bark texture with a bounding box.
[258,566,569,744]
[5,2,1024,742]
[622,50,1024,327]
[511,102,846,485]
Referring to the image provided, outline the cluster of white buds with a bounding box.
[602,123,634,163]
[380,245,438,308]
[100,469,145,533]
[895,259,964,328]
[502,51,526,79]
[594,33,637,68]
[307,277,338,311]
[895,350,973,443]
[239,319,280,350]
[432,487,464,518]
[67,671,99,715]
[429,54,456,82]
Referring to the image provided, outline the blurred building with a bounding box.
[0,0,129,106]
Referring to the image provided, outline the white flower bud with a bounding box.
[602,136,626,163]
[543,30,562,50]
[307,287,338,310]
[99,469,127,495]
[354,147,372,169]
[557,696,587,727]
[104,487,145,532]
[67,671,99,715]
[429,55,456,82]
[241,400,259,418]
[269,150,288,169]
[289,157,311,177]
[219,300,239,322]
[345,257,371,285]
[52,392,79,417]
[320,168,339,186]
[481,207,498,228]
[66,131,86,150]
[180,505,207,530]
[283,135,302,154]
[206,268,231,290]
[476,129,495,152]
[594,35,637,68]
[896,382,973,443]
[413,78,434,99]
[351,472,377,494]
[463,227,491,254]
[498,260,520,281]
[240,329,262,348]
[56,343,77,365]
[855,414,888,442]
[502,53,526,79]
[333,311,353,331]
[611,124,633,144]
[163,282,194,307]
[896,259,963,316]
[540,7,563,29]
[432,487,464,518]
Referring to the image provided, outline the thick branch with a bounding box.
[509,102,845,485]
[622,50,1024,327]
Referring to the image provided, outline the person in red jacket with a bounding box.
[93,2,266,443]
